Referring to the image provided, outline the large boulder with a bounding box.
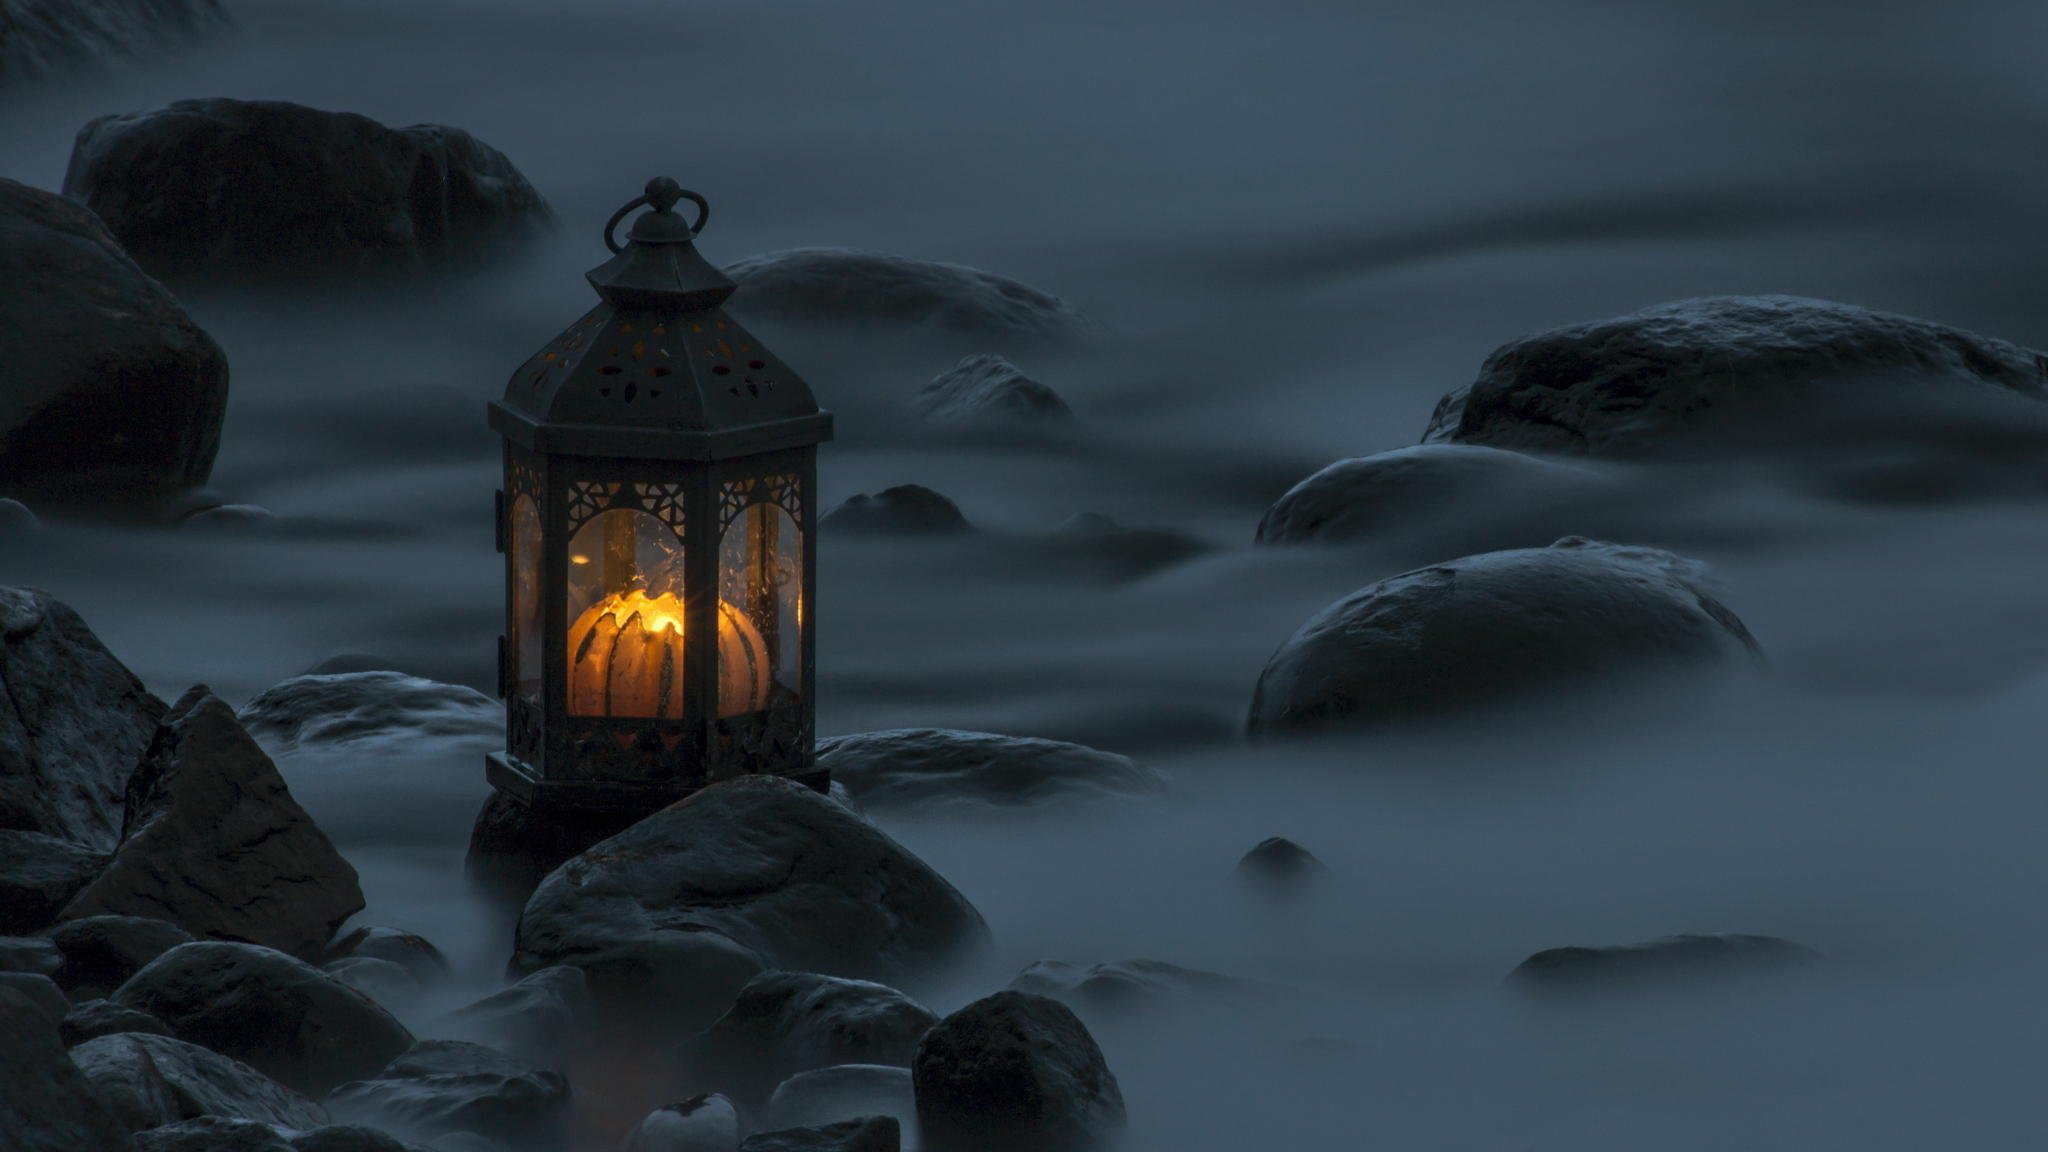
[694,971,939,1102]
[513,776,988,1031]
[817,729,1166,814]
[323,1040,570,1151]
[1422,295,2048,457]
[1253,445,1609,547]
[63,99,553,280]
[426,966,595,1072]
[0,830,107,933]
[70,1031,327,1133]
[725,249,1085,341]
[764,1066,916,1134]
[1247,538,1763,735]
[820,485,972,535]
[44,914,195,999]
[239,673,500,752]
[914,354,1073,431]
[0,0,228,83]
[1508,933,1820,996]
[59,686,365,958]
[0,586,167,850]
[0,984,136,1151]
[112,941,416,1096]
[741,1117,900,1152]
[0,181,228,508]
[911,992,1124,1152]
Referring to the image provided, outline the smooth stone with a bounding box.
[725,249,1085,341]
[323,1040,570,1151]
[1508,933,1821,995]
[763,1066,915,1134]
[71,1030,327,1132]
[618,1093,739,1152]
[323,957,425,1018]
[1253,445,1609,547]
[44,915,195,1000]
[0,496,36,529]
[0,983,136,1151]
[426,966,595,1073]
[1231,837,1331,893]
[134,1117,294,1151]
[61,999,173,1046]
[817,729,1166,814]
[1008,959,1270,1019]
[240,672,501,751]
[0,971,70,1024]
[820,486,972,535]
[0,934,62,977]
[912,992,1123,1152]
[693,971,938,1103]
[739,1117,900,1152]
[914,354,1073,430]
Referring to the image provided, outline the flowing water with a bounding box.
[7,0,2048,1147]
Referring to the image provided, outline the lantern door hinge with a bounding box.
[493,489,506,553]
[496,635,508,698]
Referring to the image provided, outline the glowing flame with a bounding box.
[567,589,771,719]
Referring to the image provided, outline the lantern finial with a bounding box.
[603,176,710,253]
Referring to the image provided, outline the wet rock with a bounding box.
[323,957,425,1018]
[0,983,136,1151]
[0,830,107,933]
[0,971,69,1023]
[820,485,972,535]
[1247,538,1763,735]
[912,992,1124,1152]
[241,672,501,751]
[1508,933,1820,995]
[0,0,227,82]
[0,496,36,529]
[71,1030,328,1132]
[135,1116,294,1151]
[1009,959,1269,1018]
[324,1040,570,1151]
[1422,295,2048,458]
[290,1127,427,1152]
[620,1094,739,1152]
[0,586,167,850]
[513,776,987,1032]
[64,100,552,281]
[61,998,172,1045]
[915,354,1073,431]
[0,180,229,510]
[464,793,644,905]
[1253,445,1608,546]
[818,729,1166,813]
[45,915,194,1000]
[764,1066,915,1134]
[695,971,938,1103]
[1231,837,1330,893]
[324,927,452,987]
[426,966,595,1072]
[113,940,416,1096]
[60,686,365,958]
[741,1116,900,1152]
[0,934,62,976]
[725,249,1086,341]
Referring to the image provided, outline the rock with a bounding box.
[763,1066,915,1134]
[513,777,987,1031]
[0,983,136,1151]
[0,497,36,529]
[0,971,70,1023]
[620,1094,739,1152]
[71,1031,327,1132]
[725,249,1085,341]
[1231,837,1330,893]
[740,1117,900,1152]
[1247,537,1764,735]
[912,992,1123,1152]
[180,503,279,528]
[695,971,938,1103]
[464,793,646,906]
[0,0,227,82]
[0,180,229,509]
[1422,295,2048,457]
[113,940,415,1096]
[59,686,365,958]
[0,934,62,976]
[134,1116,294,1151]
[323,957,424,1017]
[820,485,972,535]
[45,915,195,1000]
[62,998,172,1045]
[0,587,167,850]
[324,927,451,987]
[323,1041,570,1151]
[1508,933,1820,995]
[426,967,595,1072]
[0,830,106,933]
[1253,445,1608,546]
[63,99,553,280]
[818,729,1166,813]
[291,1127,427,1152]
[1009,959,1269,1018]
[914,354,1073,431]
[239,672,500,752]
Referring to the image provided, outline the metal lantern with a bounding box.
[486,176,831,818]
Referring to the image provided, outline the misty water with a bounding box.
[9,0,2048,1147]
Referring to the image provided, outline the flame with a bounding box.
[567,589,771,719]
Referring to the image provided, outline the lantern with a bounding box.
[485,176,831,818]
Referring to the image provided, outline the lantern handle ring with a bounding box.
[603,177,710,254]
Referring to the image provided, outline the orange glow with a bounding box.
[567,589,770,719]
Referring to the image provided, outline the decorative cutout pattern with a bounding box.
[566,481,623,533]
[633,481,688,534]
[507,456,542,501]
[718,472,803,529]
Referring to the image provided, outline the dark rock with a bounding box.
[0,830,106,933]
[619,1093,738,1152]
[180,503,279,528]
[818,729,1166,814]
[464,792,643,905]
[740,1116,900,1152]
[290,1126,426,1152]
[912,992,1123,1152]
[1247,538,1764,735]
[1508,933,1820,995]
[324,927,451,987]
[63,99,553,281]
[60,686,364,958]
[0,586,167,850]
[0,497,35,529]
[0,983,136,1151]
[0,180,229,509]
[820,485,972,535]
[239,672,500,752]
[513,776,987,1033]
[426,966,595,1072]
[112,940,416,1096]
[725,248,1085,341]
[323,957,424,1017]
[1231,837,1330,892]
[61,998,172,1045]
[1253,445,1608,546]
[1009,959,1270,1018]
[0,971,69,1023]
[1422,295,2048,457]
[695,971,938,1103]
[134,1116,293,1152]
[71,1030,327,1132]
[764,1066,915,1134]
[45,914,195,1000]
[0,933,62,976]
[324,1040,570,1151]
[0,0,227,82]
[914,354,1073,430]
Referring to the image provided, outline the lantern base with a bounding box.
[484,751,829,815]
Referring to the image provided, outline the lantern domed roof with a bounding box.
[491,178,831,460]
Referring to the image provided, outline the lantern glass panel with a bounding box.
[564,507,691,719]
[509,495,544,701]
[718,499,803,711]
